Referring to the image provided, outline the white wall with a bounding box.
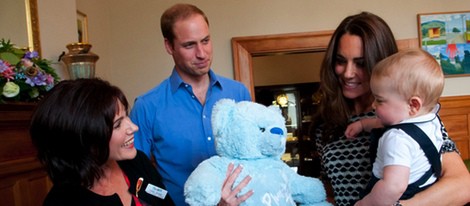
[38,0,470,107]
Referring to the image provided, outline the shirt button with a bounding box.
[207,136,211,141]
[185,84,189,87]
[192,95,195,98]
[203,115,206,118]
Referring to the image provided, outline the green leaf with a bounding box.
[0,52,21,65]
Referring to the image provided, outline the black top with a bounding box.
[43,150,174,206]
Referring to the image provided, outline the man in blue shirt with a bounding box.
[130,3,253,206]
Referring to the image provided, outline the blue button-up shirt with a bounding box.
[130,69,251,206]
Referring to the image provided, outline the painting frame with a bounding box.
[418,11,470,77]
[77,10,88,43]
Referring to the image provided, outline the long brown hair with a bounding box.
[313,12,398,143]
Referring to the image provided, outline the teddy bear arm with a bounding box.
[184,161,226,206]
[290,175,332,206]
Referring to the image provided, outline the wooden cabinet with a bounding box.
[0,104,51,206]
[439,96,470,160]
[254,83,321,176]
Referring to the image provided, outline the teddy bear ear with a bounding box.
[267,105,282,114]
[212,99,237,131]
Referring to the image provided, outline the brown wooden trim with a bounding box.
[0,157,43,178]
[0,103,35,131]
[231,30,418,100]
[232,31,333,100]
[440,95,470,110]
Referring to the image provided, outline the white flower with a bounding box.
[2,82,20,98]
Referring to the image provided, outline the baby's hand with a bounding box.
[345,120,363,139]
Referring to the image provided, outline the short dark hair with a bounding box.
[160,3,209,46]
[30,78,128,188]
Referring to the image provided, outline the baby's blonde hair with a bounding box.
[371,49,444,111]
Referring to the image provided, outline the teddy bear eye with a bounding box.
[259,127,266,132]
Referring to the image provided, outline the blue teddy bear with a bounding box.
[184,99,331,206]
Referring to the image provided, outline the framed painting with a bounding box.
[77,10,88,43]
[418,11,470,77]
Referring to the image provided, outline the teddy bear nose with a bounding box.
[270,127,284,135]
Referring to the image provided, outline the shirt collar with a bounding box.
[169,68,221,93]
[401,103,440,124]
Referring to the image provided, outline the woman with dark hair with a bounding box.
[30,78,174,206]
[312,12,470,206]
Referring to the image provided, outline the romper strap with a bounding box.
[360,123,441,200]
[389,123,441,179]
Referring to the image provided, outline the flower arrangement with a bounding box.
[0,39,60,103]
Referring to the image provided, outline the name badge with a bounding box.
[145,183,168,199]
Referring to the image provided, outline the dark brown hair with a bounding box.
[30,78,128,188]
[314,12,398,142]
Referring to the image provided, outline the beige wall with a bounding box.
[37,0,470,107]
[1,0,28,47]
[37,0,76,79]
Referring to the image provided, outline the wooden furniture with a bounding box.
[0,103,51,206]
[439,95,470,160]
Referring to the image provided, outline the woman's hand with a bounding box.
[218,163,253,206]
[400,152,470,206]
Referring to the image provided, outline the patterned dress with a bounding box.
[314,111,457,206]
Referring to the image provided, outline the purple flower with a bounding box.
[1,40,60,102]
[23,51,39,59]
[25,72,48,87]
